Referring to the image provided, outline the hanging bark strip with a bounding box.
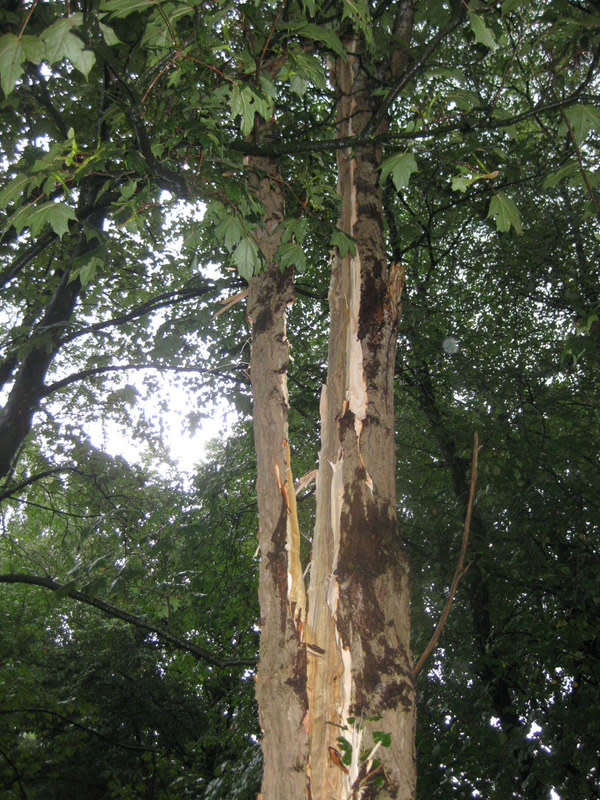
[246,141,309,800]
[305,24,416,800]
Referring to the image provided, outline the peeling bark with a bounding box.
[247,147,309,800]
[252,10,416,798]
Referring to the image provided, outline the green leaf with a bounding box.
[288,50,326,91]
[33,202,78,238]
[451,175,472,193]
[451,168,499,193]
[468,11,497,50]
[77,255,104,288]
[380,152,418,191]
[0,173,34,209]
[277,242,306,271]
[41,17,96,76]
[542,161,578,189]
[560,104,600,145]
[229,85,272,136]
[99,22,121,47]
[232,236,260,280]
[215,214,245,251]
[0,34,26,95]
[120,180,138,201]
[373,730,392,748]
[487,192,523,235]
[290,74,308,97]
[99,0,163,17]
[331,230,356,257]
[288,22,345,58]
[341,0,374,47]
[8,201,77,239]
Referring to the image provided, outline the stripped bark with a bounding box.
[304,28,416,800]
[246,147,309,800]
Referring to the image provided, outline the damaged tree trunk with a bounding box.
[246,146,309,799]
[304,36,416,800]
[251,11,416,799]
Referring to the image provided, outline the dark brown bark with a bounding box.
[0,183,111,481]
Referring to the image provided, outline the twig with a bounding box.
[18,0,38,38]
[412,432,480,679]
[212,288,249,318]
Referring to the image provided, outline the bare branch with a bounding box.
[412,432,480,679]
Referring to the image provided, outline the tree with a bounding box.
[1,1,599,799]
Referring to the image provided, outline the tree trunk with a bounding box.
[304,36,416,800]
[251,11,416,798]
[0,181,107,481]
[247,148,309,800]
[0,268,81,479]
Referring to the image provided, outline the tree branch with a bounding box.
[0,230,57,289]
[0,707,158,753]
[41,361,248,397]
[365,0,466,137]
[0,573,255,668]
[0,467,78,503]
[228,89,598,158]
[412,432,480,679]
[58,286,210,345]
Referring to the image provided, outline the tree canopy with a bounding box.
[1,0,599,798]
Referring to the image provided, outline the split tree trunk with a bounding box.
[250,11,416,799]
[304,38,415,800]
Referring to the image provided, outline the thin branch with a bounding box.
[41,361,248,397]
[0,573,255,668]
[412,432,480,679]
[0,708,158,754]
[228,90,598,158]
[58,286,210,345]
[0,467,78,503]
[0,231,57,289]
